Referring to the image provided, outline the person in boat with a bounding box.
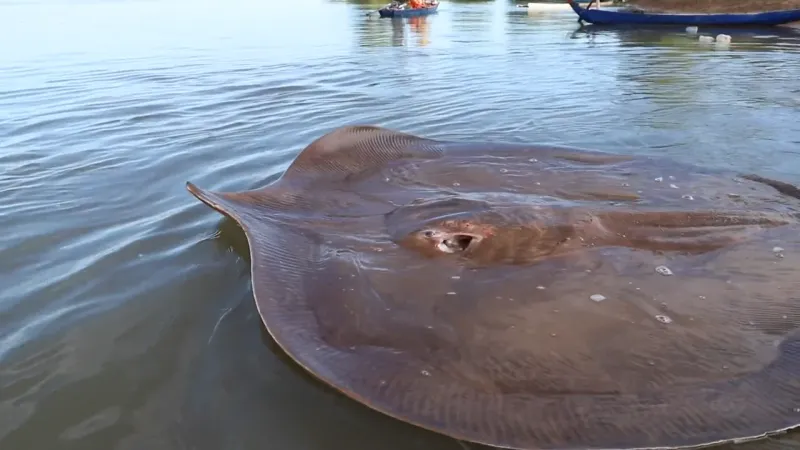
[408,0,426,8]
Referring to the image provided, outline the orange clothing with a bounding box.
[409,0,425,8]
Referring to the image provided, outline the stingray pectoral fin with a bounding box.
[281,125,444,183]
[187,179,325,370]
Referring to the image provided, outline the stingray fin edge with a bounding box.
[185,181,251,224]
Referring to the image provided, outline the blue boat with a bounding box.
[378,1,439,18]
[566,0,800,26]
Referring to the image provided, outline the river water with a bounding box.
[2,0,800,448]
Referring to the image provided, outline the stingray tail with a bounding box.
[740,173,800,201]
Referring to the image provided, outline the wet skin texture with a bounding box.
[186,125,800,450]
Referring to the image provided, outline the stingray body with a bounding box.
[187,125,800,450]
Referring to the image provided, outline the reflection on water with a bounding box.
[358,15,433,47]
[1,0,800,449]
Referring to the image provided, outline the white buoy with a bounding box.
[716,33,732,43]
[686,26,698,34]
[698,35,715,44]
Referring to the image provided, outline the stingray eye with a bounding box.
[422,229,436,238]
[437,234,476,253]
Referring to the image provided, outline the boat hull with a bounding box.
[379,3,439,18]
[566,0,800,26]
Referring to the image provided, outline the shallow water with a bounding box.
[2,0,800,448]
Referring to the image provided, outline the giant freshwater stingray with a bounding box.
[186,125,800,450]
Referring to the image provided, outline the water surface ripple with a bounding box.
[2,0,800,448]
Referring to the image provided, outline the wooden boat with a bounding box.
[379,1,439,18]
[566,0,800,26]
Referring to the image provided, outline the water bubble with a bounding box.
[528,158,538,162]
[446,291,457,295]
[668,176,676,180]
[681,194,694,200]
[655,315,673,324]
[421,370,431,376]
[654,177,663,182]
[451,275,461,280]
[550,333,557,337]
[500,168,508,173]
[655,265,673,276]
[453,182,460,187]
[536,286,546,290]
[669,184,679,189]
[590,294,606,302]
[773,246,784,253]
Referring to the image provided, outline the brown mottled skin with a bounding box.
[186,125,800,450]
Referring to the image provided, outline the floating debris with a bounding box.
[655,315,673,324]
[536,285,546,290]
[655,265,673,276]
[421,370,431,376]
[669,184,679,189]
[699,35,715,44]
[773,246,784,253]
[716,34,732,44]
[686,26,699,34]
[654,177,663,182]
[590,294,607,302]
[682,194,694,200]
